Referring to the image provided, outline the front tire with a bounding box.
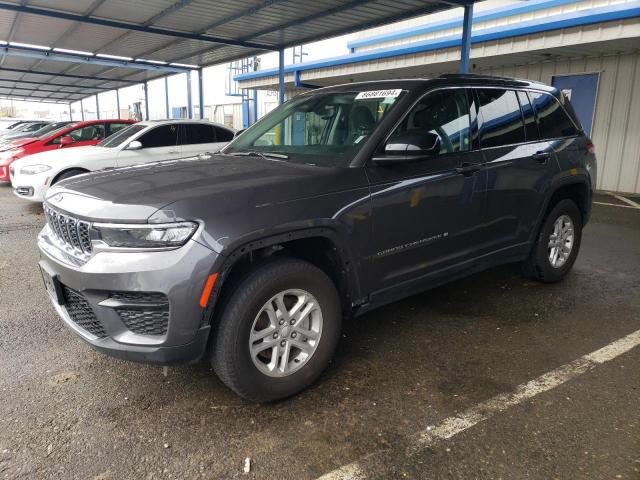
[211,258,342,402]
[523,199,583,283]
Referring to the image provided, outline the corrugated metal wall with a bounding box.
[480,52,640,194]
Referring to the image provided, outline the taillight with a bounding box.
[586,143,595,155]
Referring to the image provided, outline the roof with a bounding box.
[0,0,478,103]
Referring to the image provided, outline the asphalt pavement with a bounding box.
[0,184,638,479]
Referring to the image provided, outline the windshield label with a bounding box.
[355,89,402,100]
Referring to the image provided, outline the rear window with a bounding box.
[182,123,216,144]
[215,126,234,142]
[528,91,579,139]
[477,89,525,148]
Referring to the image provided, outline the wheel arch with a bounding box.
[51,167,90,185]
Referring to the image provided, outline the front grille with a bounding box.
[63,286,106,338]
[109,291,169,336]
[44,204,92,254]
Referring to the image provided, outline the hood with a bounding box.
[47,153,362,223]
[0,137,37,151]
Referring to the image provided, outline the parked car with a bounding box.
[37,75,595,402]
[11,119,235,201]
[0,119,134,184]
[0,121,50,139]
[0,121,73,146]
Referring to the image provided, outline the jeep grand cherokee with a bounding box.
[37,75,596,402]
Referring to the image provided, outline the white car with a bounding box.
[10,119,235,202]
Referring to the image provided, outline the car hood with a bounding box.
[46,153,364,224]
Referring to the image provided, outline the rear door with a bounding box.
[365,88,487,298]
[116,124,181,167]
[476,88,557,254]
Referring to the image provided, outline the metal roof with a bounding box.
[0,0,477,103]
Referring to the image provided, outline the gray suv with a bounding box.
[38,75,595,401]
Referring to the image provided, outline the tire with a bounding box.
[211,257,342,402]
[523,199,582,283]
[52,169,87,185]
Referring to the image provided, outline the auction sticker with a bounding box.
[355,89,402,100]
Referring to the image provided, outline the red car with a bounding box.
[0,119,135,182]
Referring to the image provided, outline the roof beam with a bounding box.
[0,78,108,92]
[0,84,90,96]
[0,2,278,51]
[0,45,190,73]
[0,93,73,102]
[0,66,138,84]
[0,0,26,67]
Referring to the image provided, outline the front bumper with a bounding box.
[38,225,220,365]
[11,172,48,202]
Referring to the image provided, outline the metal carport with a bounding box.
[0,0,477,121]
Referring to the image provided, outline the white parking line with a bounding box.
[593,201,638,209]
[316,329,640,480]
[609,193,640,210]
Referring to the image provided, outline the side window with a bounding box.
[108,122,131,136]
[516,91,539,141]
[391,89,471,154]
[528,91,579,139]
[214,126,234,142]
[137,124,179,148]
[477,89,525,148]
[52,124,106,144]
[182,124,216,145]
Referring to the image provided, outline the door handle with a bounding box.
[532,151,551,163]
[455,163,482,176]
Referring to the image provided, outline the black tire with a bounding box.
[211,257,342,402]
[52,169,87,185]
[523,199,582,283]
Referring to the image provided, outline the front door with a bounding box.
[116,124,182,167]
[365,88,487,299]
[552,73,599,136]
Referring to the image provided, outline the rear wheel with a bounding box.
[211,258,342,402]
[523,199,582,283]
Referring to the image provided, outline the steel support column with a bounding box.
[80,98,85,120]
[95,94,100,119]
[68,103,72,121]
[143,81,149,120]
[186,71,193,119]
[459,3,473,74]
[164,76,170,118]
[278,49,285,105]
[116,89,121,119]
[198,68,204,119]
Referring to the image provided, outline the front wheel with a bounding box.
[523,199,583,283]
[211,258,342,402]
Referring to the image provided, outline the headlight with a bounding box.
[20,164,51,175]
[92,222,198,249]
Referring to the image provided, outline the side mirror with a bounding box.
[126,140,143,150]
[59,135,75,147]
[373,131,440,165]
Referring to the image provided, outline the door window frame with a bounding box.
[474,87,528,151]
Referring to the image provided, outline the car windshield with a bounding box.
[97,124,144,148]
[36,122,75,139]
[223,89,406,166]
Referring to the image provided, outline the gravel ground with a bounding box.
[0,184,638,479]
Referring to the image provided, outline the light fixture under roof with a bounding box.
[53,47,94,56]
[170,62,199,69]
[10,41,51,50]
[96,53,133,61]
[136,58,168,65]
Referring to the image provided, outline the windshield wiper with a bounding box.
[229,150,289,160]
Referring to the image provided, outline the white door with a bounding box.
[179,123,234,156]
[116,124,182,167]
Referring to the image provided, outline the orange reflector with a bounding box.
[199,273,218,308]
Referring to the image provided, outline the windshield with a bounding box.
[36,122,74,139]
[98,124,145,148]
[224,89,405,166]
